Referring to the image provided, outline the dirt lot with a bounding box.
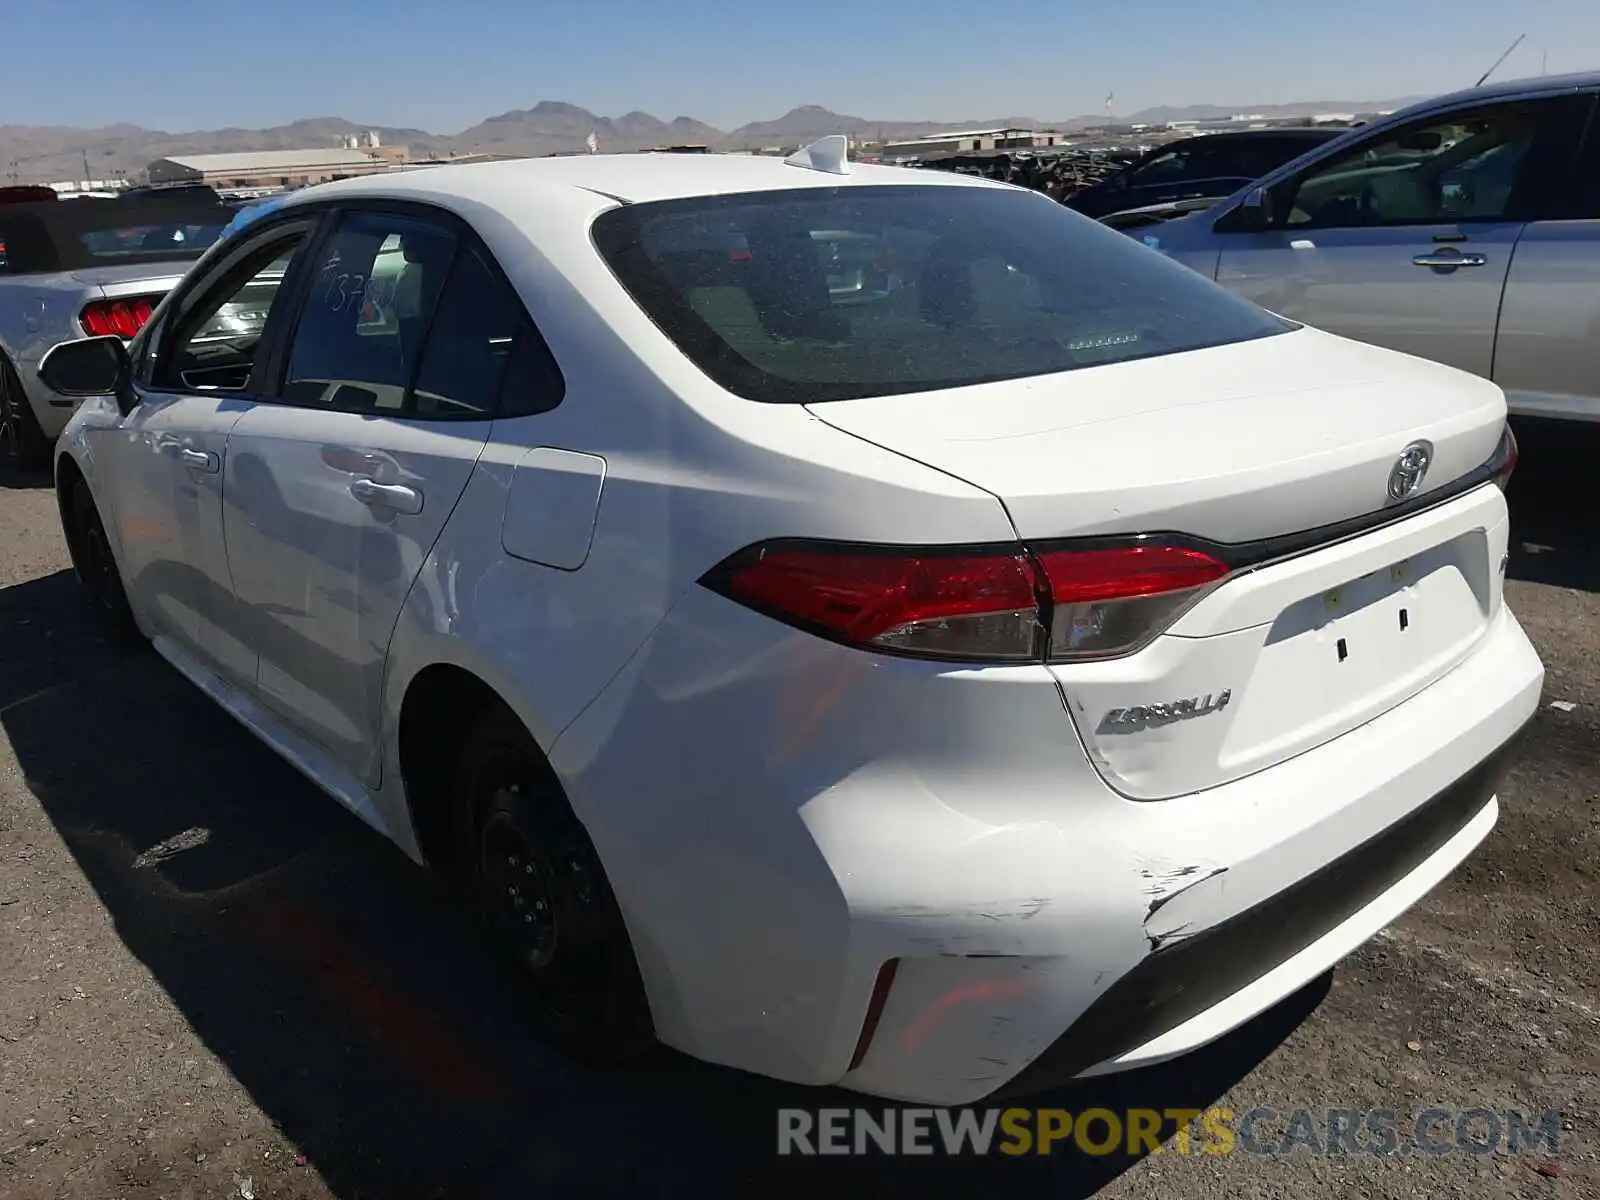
[1,419,1595,1200]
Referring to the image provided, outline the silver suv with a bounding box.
[1137,71,1600,425]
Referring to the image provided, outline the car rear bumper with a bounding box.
[550,588,1543,1106]
[990,731,1515,1095]
[14,356,83,442]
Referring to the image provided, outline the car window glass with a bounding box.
[1129,143,1250,186]
[1566,108,1600,218]
[593,184,1292,404]
[409,246,563,420]
[496,322,567,418]
[280,212,454,412]
[1128,149,1189,184]
[1284,102,1558,228]
[147,234,307,393]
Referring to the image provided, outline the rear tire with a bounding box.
[453,708,654,1062]
[66,477,139,642]
[0,356,49,471]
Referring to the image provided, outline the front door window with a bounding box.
[147,239,306,393]
[1280,99,1582,229]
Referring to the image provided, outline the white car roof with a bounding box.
[273,149,1011,210]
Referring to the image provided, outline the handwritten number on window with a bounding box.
[322,272,367,314]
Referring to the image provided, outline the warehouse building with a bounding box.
[147,140,408,190]
[877,127,1065,156]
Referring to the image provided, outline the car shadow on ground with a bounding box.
[0,568,1329,1199]
[0,463,52,491]
[1505,417,1599,594]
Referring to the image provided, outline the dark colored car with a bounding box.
[1063,128,1350,220]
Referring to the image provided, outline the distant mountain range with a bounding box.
[1,96,1431,184]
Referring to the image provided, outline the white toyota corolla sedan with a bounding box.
[40,138,1542,1105]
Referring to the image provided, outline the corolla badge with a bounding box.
[1098,690,1231,734]
[1387,439,1434,501]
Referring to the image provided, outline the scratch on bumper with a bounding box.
[1143,865,1229,950]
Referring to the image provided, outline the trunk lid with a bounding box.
[805,325,1506,544]
[808,326,1511,799]
[70,263,190,293]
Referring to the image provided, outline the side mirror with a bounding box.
[38,335,131,401]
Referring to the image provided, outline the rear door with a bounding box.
[219,204,511,787]
[1492,89,1600,422]
[1212,93,1591,379]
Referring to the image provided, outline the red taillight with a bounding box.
[1489,424,1518,492]
[1035,544,1229,660]
[716,544,1044,661]
[704,539,1229,663]
[80,295,158,339]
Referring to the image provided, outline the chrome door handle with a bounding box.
[1412,250,1487,268]
[349,477,423,515]
[178,447,219,473]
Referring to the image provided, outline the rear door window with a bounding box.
[593,184,1291,404]
[408,245,565,420]
[280,212,455,412]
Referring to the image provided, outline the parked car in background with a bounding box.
[0,185,235,466]
[1135,71,1600,425]
[1063,127,1348,221]
[40,143,1539,1105]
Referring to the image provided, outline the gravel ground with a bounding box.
[0,418,1595,1200]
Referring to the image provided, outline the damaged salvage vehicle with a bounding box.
[41,136,1541,1104]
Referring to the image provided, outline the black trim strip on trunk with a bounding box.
[1023,424,1517,574]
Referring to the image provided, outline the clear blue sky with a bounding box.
[9,0,1599,132]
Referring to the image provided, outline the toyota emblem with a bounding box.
[1387,440,1434,501]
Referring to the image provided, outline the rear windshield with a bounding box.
[76,219,227,261]
[591,184,1292,404]
[0,198,234,274]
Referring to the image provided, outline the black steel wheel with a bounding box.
[456,709,653,1060]
[0,356,49,470]
[67,477,139,640]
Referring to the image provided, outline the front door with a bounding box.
[220,206,500,786]
[104,218,322,668]
[124,219,324,684]
[97,393,209,651]
[1213,93,1591,380]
